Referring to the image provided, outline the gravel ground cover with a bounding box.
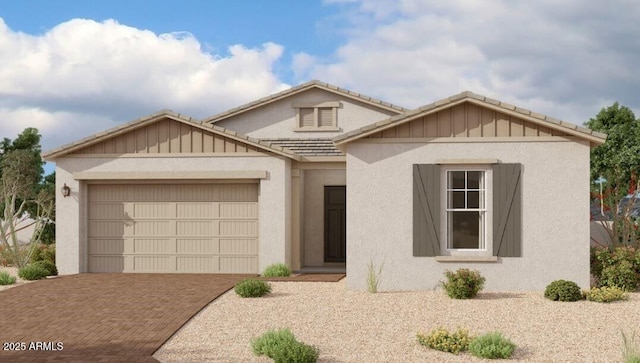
[0,266,33,292]
[155,280,640,362]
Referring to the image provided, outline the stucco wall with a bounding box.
[302,169,346,266]
[54,155,291,274]
[345,139,591,291]
[215,88,399,139]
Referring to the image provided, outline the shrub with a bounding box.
[234,278,272,298]
[251,328,319,363]
[544,280,584,302]
[442,268,485,299]
[586,286,629,303]
[30,243,56,264]
[417,327,472,354]
[469,332,516,359]
[18,264,50,281]
[592,246,640,291]
[33,260,57,276]
[262,263,292,277]
[366,259,383,293]
[0,271,16,285]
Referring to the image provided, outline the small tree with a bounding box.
[0,150,54,267]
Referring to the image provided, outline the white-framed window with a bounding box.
[440,165,492,255]
[292,101,340,131]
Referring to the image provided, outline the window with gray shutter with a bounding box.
[300,108,315,128]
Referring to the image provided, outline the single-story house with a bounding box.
[43,81,606,291]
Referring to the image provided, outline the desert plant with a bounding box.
[234,278,272,298]
[544,280,584,302]
[262,263,292,277]
[366,259,383,293]
[17,264,49,281]
[442,268,485,299]
[417,327,472,355]
[622,331,640,363]
[30,243,56,264]
[0,271,16,285]
[586,286,629,303]
[33,260,57,276]
[592,246,640,291]
[251,328,319,363]
[469,332,516,359]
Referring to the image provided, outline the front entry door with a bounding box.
[324,186,346,263]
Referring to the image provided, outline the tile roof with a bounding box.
[42,110,301,161]
[202,80,406,124]
[260,138,344,156]
[333,91,607,146]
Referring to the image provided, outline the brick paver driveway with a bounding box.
[0,273,251,362]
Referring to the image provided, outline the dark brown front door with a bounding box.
[324,186,346,263]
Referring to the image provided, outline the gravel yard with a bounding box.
[0,266,33,292]
[155,280,640,362]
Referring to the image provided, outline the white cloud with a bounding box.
[304,0,640,124]
[0,18,289,151]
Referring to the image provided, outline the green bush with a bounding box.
[33,260,57,276]
[18,264,50,281]
[0,271,16,285]
[585,286,629,303]
[234,278,272,298]
[442,268,485,299]
[544,280,584,302]
[251,328,319,363]
[591,246,640,291]
[262,263,292,277]
[30,243,56,264]
[417,327,472,355]
[469,332,516,359]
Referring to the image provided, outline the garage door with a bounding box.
[88,183,258,273]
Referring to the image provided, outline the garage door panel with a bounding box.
[89,183,258,273]
[89,239,125,255]
[220,221,258,236]
[176,203,219,219]
[219,239,257,255]
[134,239,175,254]
[177,256,219,272]
[219,203,258,219]
[177,239,218,254]
[220,256,258,273]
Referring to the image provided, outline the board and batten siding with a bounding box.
[368,102,569,139]
[413,163,522,257]
[88,183,259,273]
[72,118,263,154]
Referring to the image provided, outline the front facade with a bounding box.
[44,82,606,291]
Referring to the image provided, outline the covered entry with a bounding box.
[88,182,259,273]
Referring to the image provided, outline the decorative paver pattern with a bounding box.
[0,273,251,362]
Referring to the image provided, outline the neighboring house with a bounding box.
[43,81,606,291]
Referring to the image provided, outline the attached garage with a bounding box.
[88,183,259,273]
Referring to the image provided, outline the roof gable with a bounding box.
[43,110,300,160]
[334,91,607,147]
[202,80,406,125]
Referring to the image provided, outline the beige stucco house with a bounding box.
[43,81,606,291]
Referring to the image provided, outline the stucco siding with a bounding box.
[302,169,346,266]
[215,88,398,139]
[54,155,290,274]
[346,139,591,291]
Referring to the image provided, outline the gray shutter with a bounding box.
[413,164,440,256]
[318,108,333,127]
[493,163,522,257]
[300,108,314,127]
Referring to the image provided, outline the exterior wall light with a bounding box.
[61,183,71,197]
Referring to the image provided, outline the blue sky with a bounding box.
[1,1,639,175]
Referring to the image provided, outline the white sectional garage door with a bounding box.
[88,183,258,273]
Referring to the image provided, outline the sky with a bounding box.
[1,0,639,175]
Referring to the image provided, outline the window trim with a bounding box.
[439,164,493,256]
[292,101,341,131]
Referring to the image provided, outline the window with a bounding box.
[442,167,491,253]
[292,102,340,131]
[413,163,522,258]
